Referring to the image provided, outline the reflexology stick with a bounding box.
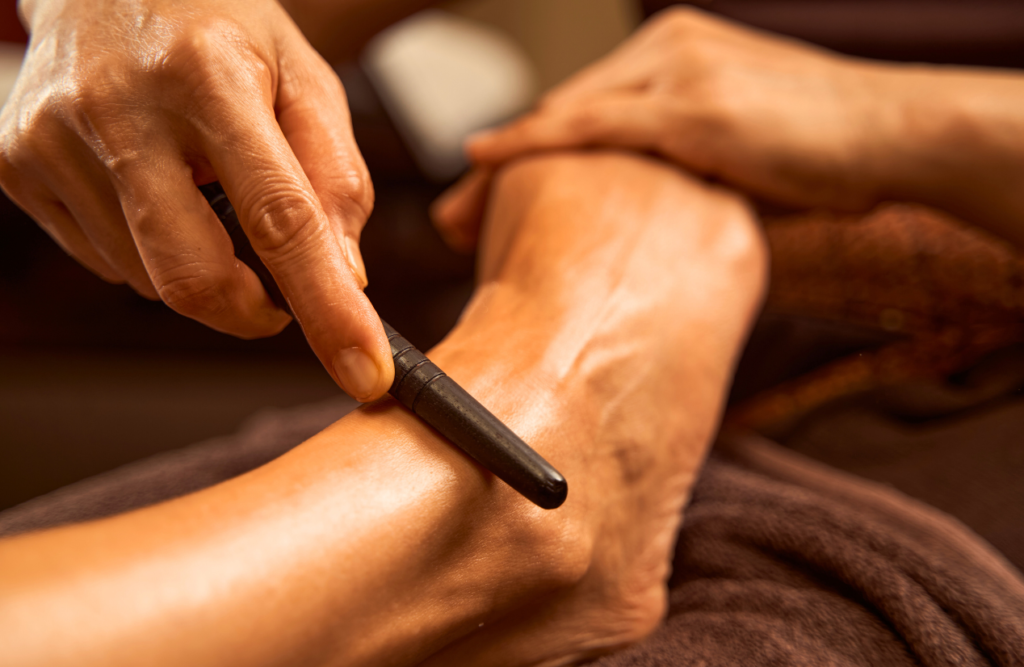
[200,182,567,509]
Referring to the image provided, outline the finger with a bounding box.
[430,167,493,254]
[109,144,292,339]
[464,54,649,165]
[275,47,373,288]
[4,182,123,283]
[201,73,393,402]
[41,145,160,299]
[36,199,126,284]
[467,96,671,166]
[0,139,127,285]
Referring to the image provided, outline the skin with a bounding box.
[0,150,767,666]
[433,7,1024,253]
[0,0,441,403]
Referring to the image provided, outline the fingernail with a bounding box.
[333,347,381,402]
[343,236,369,289]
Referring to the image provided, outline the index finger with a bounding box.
[201,76,393,402]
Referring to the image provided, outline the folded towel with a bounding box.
[593,433,1024,666]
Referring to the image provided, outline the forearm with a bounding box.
[864,63,1024,248]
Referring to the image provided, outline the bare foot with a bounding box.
[420,151,767,665]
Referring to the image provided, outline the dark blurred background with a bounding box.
[1,0,1022,511]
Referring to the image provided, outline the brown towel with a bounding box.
[731,204,1024,439]
[592,433,1024,666]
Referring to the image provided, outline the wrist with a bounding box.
[861,64,959,203]
[861,63,1024,244]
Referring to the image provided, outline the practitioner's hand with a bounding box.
[432,7,889,250]
[474,7,888,208]
[0,0,393,401]
[438,6,1024,255]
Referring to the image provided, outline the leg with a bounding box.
[0,151,766,667]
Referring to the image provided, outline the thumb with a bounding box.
[430,167,493,253]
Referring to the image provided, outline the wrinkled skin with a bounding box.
[0,0,392,401]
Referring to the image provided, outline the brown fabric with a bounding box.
[593,433,1024,667]
[763,205,1024,334]
[781,344,1024,576]
[731,204,1024,438]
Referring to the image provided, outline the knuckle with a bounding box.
[155,267,233,321]
[566,106,606,137]
[159,20,270,96]
[667,29,714,72]
[688,74,737,126]
[657,5,703,34]
[163,20,240,70]
[242,185,324,259]
[321,169,374,227]
[104,149,147,185]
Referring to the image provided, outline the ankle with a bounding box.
[426,324,599,587]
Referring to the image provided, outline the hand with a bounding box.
[432,7,891,249]
[0,0,393,401]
